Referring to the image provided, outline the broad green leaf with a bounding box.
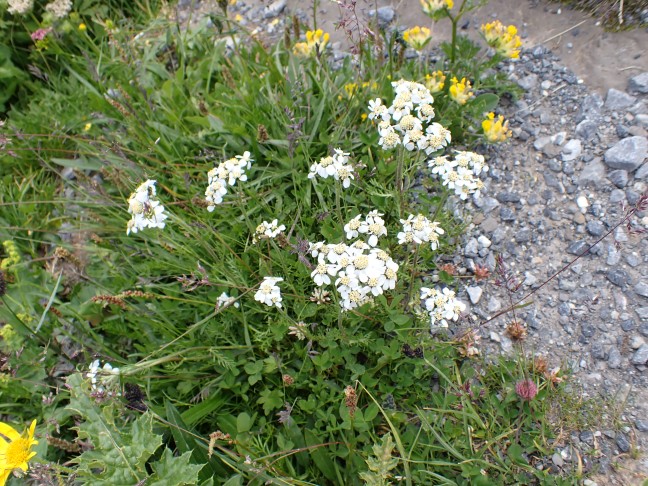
[147,449,203,485]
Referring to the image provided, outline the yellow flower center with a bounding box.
[5,437,31,467]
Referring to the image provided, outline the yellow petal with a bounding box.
[0,423,20,442]
[0,468,11,486]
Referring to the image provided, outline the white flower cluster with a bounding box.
[428,151,489,200]
[205,151,253,211]
[309,237,399,311]
[253,219,286,244]
[397,214,445,250]
[307,149,355,188]
[87,359,120,393]
[217,291,239,309]
[7,0,33,15]
[254,277,283,308]
[343,210,387,247]
[420,287,466,329]
[44,0,72,19]
[126,180,168,235]
[368,80,451,154]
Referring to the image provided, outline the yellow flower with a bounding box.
[425,71,446,92]
[480,21,522,59]
[234,14,243,22]
[293,29,330,57]
[83,122,92,132]
[449,77,473,105]
[482,112,511,142]
[0,420,38,484]
[78,23,86,31]
[420,0,453,15]
[402,26,432,51]
[344,83,358,98]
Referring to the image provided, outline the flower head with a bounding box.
[205,151,254,210]
[293,29,330,57]
[449,77,474,105]
[515,379,538,401]
[403,26,432,51]
[420,0,453,15]
[44,0,73,19]
[0,419,38,483]
[253,219,286,244]
[254,277,284,308]
[482,112,511,143]
[126,180,168,235]
[481,21,522,59]
[308,149,356,188]
[6,0,33,15]
[424,71,446,93]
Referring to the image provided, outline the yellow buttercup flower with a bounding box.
[449,77,473,105]
[420,0,453,15]
[0,420,38,485]
[293,29,330,57]
[83,122,92,131]
[403,26,432,51]
[482,112,511,142]
[425,71,446,92]
[78,23,86,31]
[481,21,522,59]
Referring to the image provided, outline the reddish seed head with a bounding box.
[515,379,538,401]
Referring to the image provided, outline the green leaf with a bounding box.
[147,449,203,485]
[66,374,163,485]
[304,429,338,483]
[506,443,528,465]
[470,93,500,116]
[236,412,253,433]
[51,157,104,171]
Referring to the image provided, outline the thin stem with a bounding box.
[405,244,420,309]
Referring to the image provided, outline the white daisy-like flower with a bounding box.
[254,277,284,308]
[368,98,389,121]
[311,262,337,286]
[86,359,120,391]
[205,152,254,209]
[344,215,362,240]
[253,219,286,243]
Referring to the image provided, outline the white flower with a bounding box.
[254,277,284,308]
[420,286,465,329]
[86,359,120,391]
[308,149,357,189]
[358,211,387,247]
[368,98,389,121]
[398,214,444,249]
[344,215,362,240]
[126,180,168,235]
[44,0,72,18]
[424,123,451,154]
[7,0,33,15]
[205,152,254,209]
[253,219,286,243]
[217,292,239,309]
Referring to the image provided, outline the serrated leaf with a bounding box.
[147,448,203,485]
[66,374,163,485]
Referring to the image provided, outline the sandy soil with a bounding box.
[281,0,648,94]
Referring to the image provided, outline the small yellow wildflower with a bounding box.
[83,123,92,132]
[420,0,453,15]
[0,420,38,485]
[425,71,446,92]
[344,83,358,98]
[449,77,473,105]
[402,26,432,51]
[481,21,522,59]
[78,23,86,31]
[234,14,243,22]
[482,112,511,142]
[293,29,330,57]
[361,113,368,121]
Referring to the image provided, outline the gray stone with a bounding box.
[496,192,521,203]
[552,453,564,468]
[592,342,606,360]
[567,240,589,255]
[581,323,596,338]
[518,73,538,91]
[636,420,648,432]
[561,139,582,161]
[608,170,629,188]
[575,120,598,141]
[635,281,648,298]
[640,323,648,335]
[577,158,606,187]
[487,297,501,313]
[466,286,483,305]
[464,238,479,258]
[608,347,622,368]
[580,431,594,445]
[368,6,395,26]
[636,163,648,180]
[543,171,563,191]
[636,114,648,128]
[586,220,605,236]
[620,319,635,331]
[638,308,648,320]
[579,93,604,120]
[631,344,648,365]
[605,89,637,111]
[499,207,516,222]
[604,136,648,172]
[562,160,575,175]
[616,434,631,453]
[515,228,531,243]
[628,72,648,95]
[533,136,553,151]
[262,0,287,18]
[607,269,631,287]
[480,216,498,233]
[609,189,626,204]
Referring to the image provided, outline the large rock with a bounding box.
[603,136,648,171]
[628,72,648,95]
[605,89,637,111]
